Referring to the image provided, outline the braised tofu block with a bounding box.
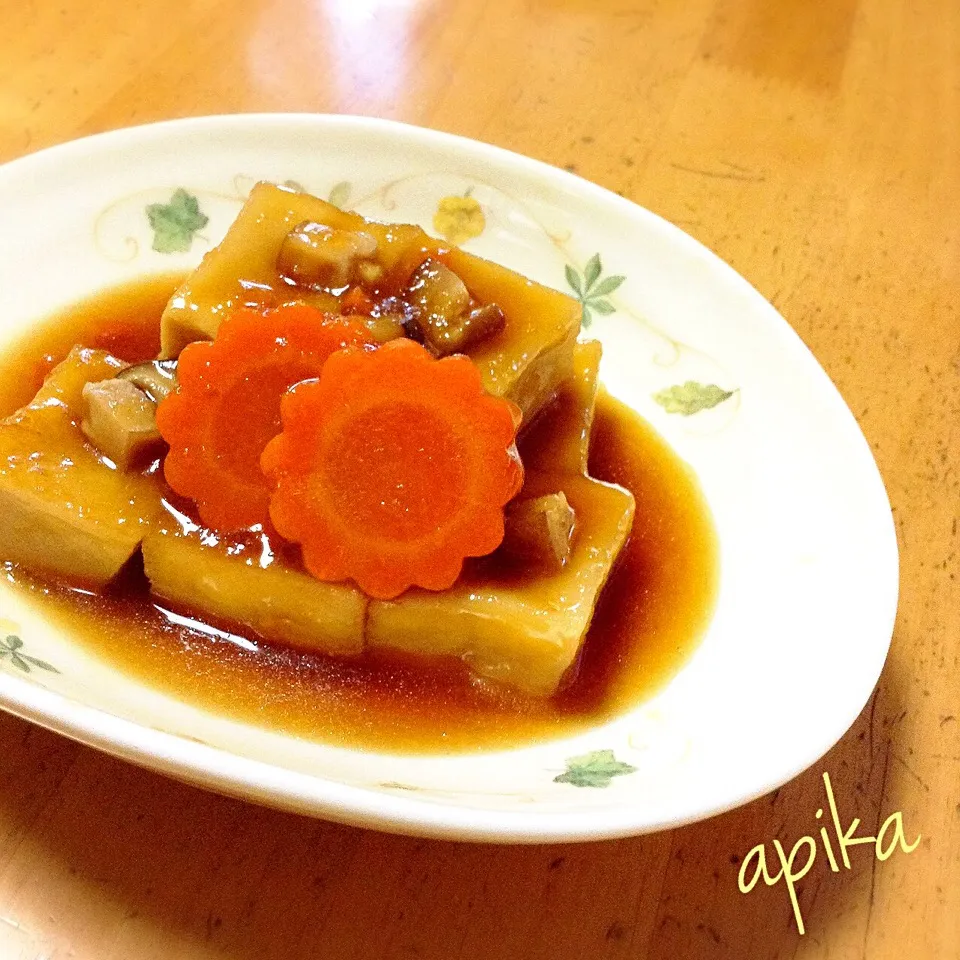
[142,520,367,656]
[502,339,604,571]
[366,342,634,696]
[519,339,602,476]
[367,475,634,696]
[0,348,164,587]
[31,345,124,407]
[162,182,580,421]
[159,182,422,357]
[441,247,579,421]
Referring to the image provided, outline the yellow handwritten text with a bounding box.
[737,771,920,935]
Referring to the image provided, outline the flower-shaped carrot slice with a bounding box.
[156,303,374,531]
[261,338,523,599]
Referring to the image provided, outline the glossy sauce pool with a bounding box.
[0,276,719,753]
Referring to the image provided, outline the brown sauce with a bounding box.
[0,276,719,754]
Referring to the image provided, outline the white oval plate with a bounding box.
[0,115,897,842]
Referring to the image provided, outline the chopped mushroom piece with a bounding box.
[117,359,178,402]
[442,303,506,356]
[80,378,164,470]
[501,492,576,569]
[375,295,421,341]
[277,221,379,289]
[407,259,505,355]
[408,258,471,319]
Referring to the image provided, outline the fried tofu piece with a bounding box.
[366,475,633,695]
[0,348,164,587]
[366,342,634,696]
[441,247,580,422]
[142,517,367,656]
[518,339,602,476]
[161,182,580,421]
[159,183,422,358]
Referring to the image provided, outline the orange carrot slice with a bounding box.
[261,338,523,599]
[156,303,374,531]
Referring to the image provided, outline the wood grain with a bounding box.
[0,0,957,956]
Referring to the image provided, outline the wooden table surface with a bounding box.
[0,0,957,957]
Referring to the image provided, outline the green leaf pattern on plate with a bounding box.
[145,189,209,254]
[328,181,352,210]
[554,749,637,788]
[564,253,625,328]
[0,635,58,675]
[653,381,735,416]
